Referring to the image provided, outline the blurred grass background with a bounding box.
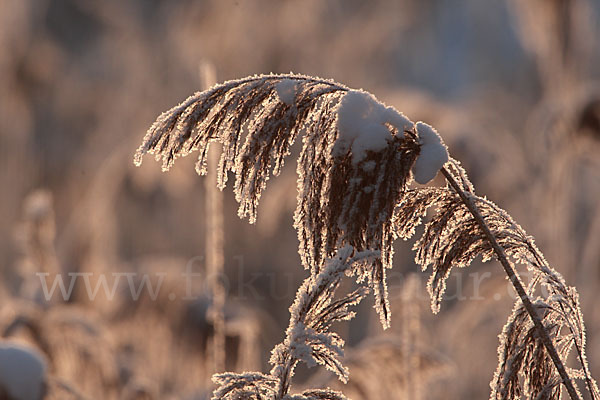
[0,1,599,399]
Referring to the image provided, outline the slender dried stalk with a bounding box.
[200,61,227,374]
[401,274,423,400]
[441,167,580,400]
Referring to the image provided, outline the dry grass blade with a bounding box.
[199,61,227,374]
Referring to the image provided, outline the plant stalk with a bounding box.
[201,62,226,374]
[441,167,581,400]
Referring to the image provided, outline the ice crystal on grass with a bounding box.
[413,188,527,313]
[289,389,348,400]
[269,247,370,388]
[491,285,599,400]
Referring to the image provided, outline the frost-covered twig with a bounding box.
[268,246,371,399]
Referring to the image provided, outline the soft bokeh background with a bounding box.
[1,0,599,399]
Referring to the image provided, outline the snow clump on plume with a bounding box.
[334,90,413,163]
[335,90,448,183]
[411,122,448,184]
[275,79,298,106]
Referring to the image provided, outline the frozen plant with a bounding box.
[135,73,598,400]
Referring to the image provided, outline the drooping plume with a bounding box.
[134,73,447,327]
[135,74,597,400]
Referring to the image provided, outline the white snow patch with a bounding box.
[275,79,297,105]
[0,342,47,400]
[335,90,413,163]
[411,122,448,184]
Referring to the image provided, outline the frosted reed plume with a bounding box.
[306,277,445,400]
[212,246,375,400]
[395,160,599,399]
[134,73,430,327]
[135,73,597,399]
